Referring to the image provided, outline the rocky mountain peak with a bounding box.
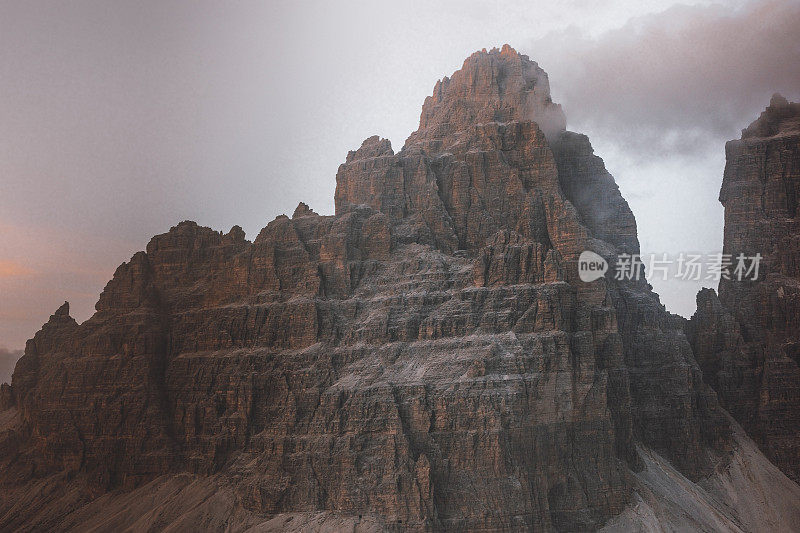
[53,301,70,318]
[292,202,317,218]
[345,135,393,163]
[741,93,800,139]
[771,92,790,107]
[405,44,566,149]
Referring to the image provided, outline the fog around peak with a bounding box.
[529,0,800,315]
[536,0,800,158]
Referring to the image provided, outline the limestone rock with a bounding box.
[0,46,738,531]
[690,95,800,482]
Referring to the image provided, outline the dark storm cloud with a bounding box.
[537,0,800,157]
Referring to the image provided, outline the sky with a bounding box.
[1,0,799,352]
[0,348,20,384]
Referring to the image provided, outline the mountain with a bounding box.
[689,94,800,483]
[1,46,798,532]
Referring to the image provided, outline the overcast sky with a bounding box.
[1,0,799,351]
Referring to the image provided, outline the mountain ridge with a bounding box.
[0,45,797,532]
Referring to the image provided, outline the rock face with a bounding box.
[689,95,800,483]
[1,46,735,531]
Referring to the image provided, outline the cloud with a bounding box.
[534,0,800,157]
[515,0,800,318]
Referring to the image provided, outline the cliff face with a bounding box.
[1,46,733,531]
[689,95,800,483]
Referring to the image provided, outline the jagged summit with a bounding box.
[771,92,790,107]
[292,202,318,218]
[53,301,70,318]
[741,93,800,139]
[344,135,393,163]
[405,44,566,149]
[336,46,636,255]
